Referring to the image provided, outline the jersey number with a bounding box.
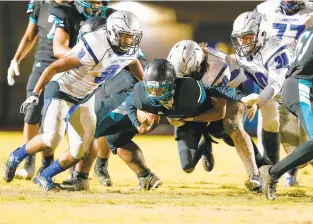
[295,31,313,62]
[47,15,57,40]
[94,65,120,84]
[272,23,305,40]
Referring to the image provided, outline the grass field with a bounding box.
[0,132,313,224]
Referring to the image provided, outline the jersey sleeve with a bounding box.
[71,32,104,69]
[27,0,40,25]
[259,47,293,107]
[205,85,246,102]
[50,5,69,33]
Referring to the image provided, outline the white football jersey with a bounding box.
[200,47,232,87]
[228,38,293,105]
[52,28,138,99]
[255,0,313,44]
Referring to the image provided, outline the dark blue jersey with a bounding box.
[126,77,246,127]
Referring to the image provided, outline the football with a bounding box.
[136,109,161,126]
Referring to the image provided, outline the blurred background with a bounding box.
[0,1,259,133]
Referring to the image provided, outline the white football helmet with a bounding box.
[106,11,142,55]
[230,11,267,58]
[167,40,204,77]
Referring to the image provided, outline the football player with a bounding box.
[259,26,313,200]
[125,59,261,176]
[8,0,65,180]
[255,0,313,186]
[167,40,270,191]
[229,11,293,187]
[2,11,144,191]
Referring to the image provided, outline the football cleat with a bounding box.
[94,162,113,187]
[259,165,278,200]
[59,174,90,191]
[3,151,20,182]
[15,155,36,180]
[199,140,214,172]
[34,175,56,191]
[135,173,162,191]
[245,175,262,192]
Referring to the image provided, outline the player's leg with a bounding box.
[223,100,260,191]
[34,95,96,191]
[260,78,313,200]
[278,100,302,187]
[175,122,207,173]
[3,97,69,184]
[16,63,47,180]
[259,99,280,165]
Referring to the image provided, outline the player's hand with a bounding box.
[137,118,159,134]
[20,92,39,114]
[246,104,258,121]
[240,93,261,107]
[7,59,20,86]
[167,118,185,127]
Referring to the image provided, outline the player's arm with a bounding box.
[12,21,38,64]
[53,27,71,58]
[50,7,71,58]
[34,53,82,95]
[183,97,227,123]
[128,59,144,81]
[206,85,247,101]
[125,93,141,128]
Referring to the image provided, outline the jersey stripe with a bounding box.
[81,36,99,64]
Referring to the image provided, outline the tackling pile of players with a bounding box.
[3,0,313,200]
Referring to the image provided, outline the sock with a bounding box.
[40,160,65,179]
[12,144,29,162]
[251,139,272,168]
[77,172,89,180]
[42,155,54,166]
[262,130,280,164]
[137,169,151,179]
[270,140,313,179]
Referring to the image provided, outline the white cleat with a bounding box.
[259,165,278,200]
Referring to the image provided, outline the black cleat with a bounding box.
[59,173,89,191]
[199,140,214,172]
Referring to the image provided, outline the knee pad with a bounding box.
[70,140,88,159]
[24,102,43,124]
[42,132,63,150]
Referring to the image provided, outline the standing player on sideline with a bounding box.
[259,26,313,200]
[3,11,144,191]
[255,0,313,186]
[8,0,64,180]
[167,40,266,191]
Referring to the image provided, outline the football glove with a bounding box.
[20,92,39,114]
[167,118,185,127]
[7,59,20,86]
[240,93,261,107]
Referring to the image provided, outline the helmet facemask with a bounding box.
[143,81,175,106]
[231,31,258,58]
[280,1,305,15]
[75,0,108,18]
